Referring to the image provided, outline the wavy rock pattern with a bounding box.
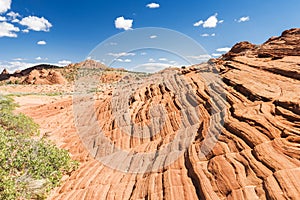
[19,29,300,200]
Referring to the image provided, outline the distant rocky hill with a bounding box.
[0,60,116,85]
[0,64,67,84]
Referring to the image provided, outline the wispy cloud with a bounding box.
[131,63,171,73]
[13,58,26,61]
[212,53,222,57]
[158,58,168,61]
[201,33,215,37]
[187,54,212,61]
[7,11,20,19]
[116,58,131,63]
[216,47,231,52]
[58,60,72,65]
[114,16,133,31]
[146,3,160,9]
[150,35,157,39]
[107,52,135,57]
[237,16,250,23]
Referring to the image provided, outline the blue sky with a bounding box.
[1,0,300,72]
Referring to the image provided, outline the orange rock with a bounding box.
[15,28,300,200]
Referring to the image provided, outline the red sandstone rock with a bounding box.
[15,28,300,200]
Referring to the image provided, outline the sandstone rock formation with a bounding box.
[18,28,300,200]
[1,68,9,75]
[23,69,67,84]
[0,64,67,84]
[223,28,300,60]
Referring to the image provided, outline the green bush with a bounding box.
[0,96,78,199]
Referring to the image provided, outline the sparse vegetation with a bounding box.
[0,96,78,199]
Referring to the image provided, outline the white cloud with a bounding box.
[203,14,219,28]
[22,29,29,33]
[114,16,133,31]
[58,60,72,65]
[0,22,19,37]
[149,58,155,62]
[131,63,171,73]
[13,58,26,61]
[11,18,19,23]
[150,35,157,39]
[19,16,52,31]
[218,20,224,24]
[35,57,48,61]
[37,40,46,45]
[201,33,215,37]
[116,58,131,63]
[194,13,221,28]
[146,3,160,9]
[238,16,250,23]
[0,0,11,14]
[110,42,118,46]
[0,16,6,21]
[141,52,147,56]
[107,52,135,57]
[158,58,168,61]
[201,33,209,37]
[216,47,231,52]
[212,53,222,57]
[7,11,20,19]
[193,20,203,27]
[187,54,212,61]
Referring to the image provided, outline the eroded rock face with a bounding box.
[23,69,67,84]
[20,29,300,200]
[223,41,257,59]
[258,28,300,57]
[223,28,300,60]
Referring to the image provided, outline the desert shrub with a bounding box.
[0,96,78,199]
[0,97,39,136]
